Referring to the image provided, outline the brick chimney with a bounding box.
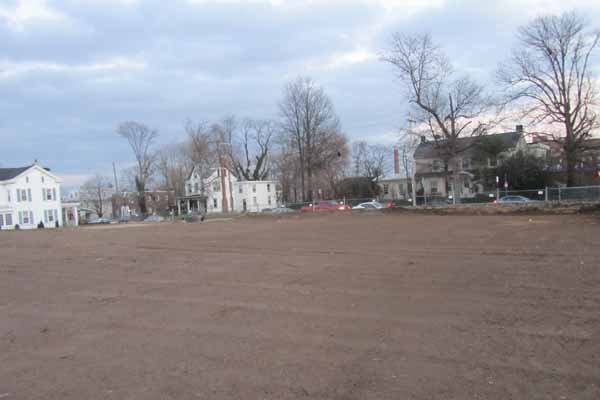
[516,125,524,133]
[393,146,400,175]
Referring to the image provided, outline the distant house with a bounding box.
[530,134,600,186]
[112,190,176,219]
[0,162,72,230]
[413,127,527,198]
[178,166,278,214]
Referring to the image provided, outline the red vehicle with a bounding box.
[300,200,352,213]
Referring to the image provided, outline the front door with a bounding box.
[242,199,247,212]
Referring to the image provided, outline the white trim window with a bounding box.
[17,189,29,202]
[432,160,443,172]
[44,210,56,224]
[5,214,12,226]
[42,188,57,201]
[252,184,256,193]
[238,185,243,194]
[268,196,272,205]
[18,210,33,225]
[267,184,271,193]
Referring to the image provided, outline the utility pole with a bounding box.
[112,162,119,194]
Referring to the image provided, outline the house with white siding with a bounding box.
[0,162,64,230]
[177,166,278,214]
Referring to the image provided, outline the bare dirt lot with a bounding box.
[1,214,600,399]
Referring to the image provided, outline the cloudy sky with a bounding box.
[1,0,599,187]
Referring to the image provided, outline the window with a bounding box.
[0,214,3,226]
[238,185,243,194]
[267,184,271,192]
[252,184,256,193]
[432,160,443,172]
[26,177,29,183]
[187,184,192,194]
[5,214,12,226]
[212,181,221,192]
[462,158,471,170]
[27,189,32,202]
[194,183,199,193]
[43,188,55,201]
[41,176,45,183]
[7,190,10,202]
[430,181,439,194]
[383,184,389,195]
[488,157,498,167]
[253,196,257,205]
[213,198,218,208]
[44,210,55,224]
[268,196,272,205]
[19,211,33,225]
[463,179,470,189]
[54,210,58,224]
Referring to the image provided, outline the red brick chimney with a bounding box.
[393,146,400,175]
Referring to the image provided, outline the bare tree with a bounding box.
[382,33,493,203]
[498,11,600,186]
[398,132,419,179]
[351,141,389,180]
[156,142,190,196]
[233,118,274,181]
[80,174,113,218]
[279,77,342,202]
[116,121,158,214]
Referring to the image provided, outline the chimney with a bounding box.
[516,125,524,134]
[393,146,400,175]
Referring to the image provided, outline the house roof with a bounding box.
[0,165,33,181]
[414,131,522,159]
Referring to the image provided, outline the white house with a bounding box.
[0,163,64,230]
[178,166,278,214]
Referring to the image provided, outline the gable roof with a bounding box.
[0,165,33,182]
[414,131,523,159]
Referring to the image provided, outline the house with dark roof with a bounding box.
[0,162,74,230]
[413,126,527,199]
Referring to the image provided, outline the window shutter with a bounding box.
[42,189,46,201]
[0,214,4,227]
[30,211,34,224]
[27,189,32,202]
[52,188,57,201]
[17,190,21,202]
[54,209,58,224]
[44,210,48,224]
[18,211,23,225]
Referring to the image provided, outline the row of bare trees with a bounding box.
[383,10,599,191]
[84,77,351,214]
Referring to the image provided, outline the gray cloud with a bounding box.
[0,0,599,187]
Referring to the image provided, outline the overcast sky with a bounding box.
[1,0,599,187]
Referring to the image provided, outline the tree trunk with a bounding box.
[565,150,578,187]
[306,165,313,202]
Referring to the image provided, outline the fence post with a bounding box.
[545,187,548,203]
[558,186,562,202]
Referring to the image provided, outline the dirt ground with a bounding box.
[1,214,599,399]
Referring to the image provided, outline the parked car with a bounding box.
[144,214,165,222]
[352,201,385,210]
[88,217,111,225]
[271,207,295,213]
[495,195,536,204]
[300,200,352,213]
